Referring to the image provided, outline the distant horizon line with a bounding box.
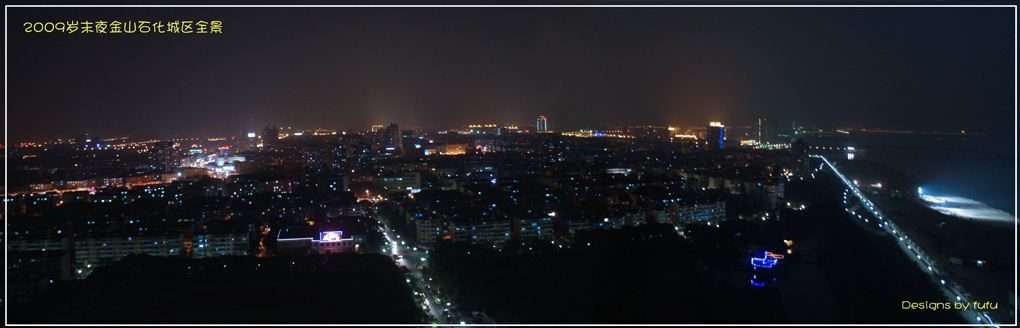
[6,125,1000,145]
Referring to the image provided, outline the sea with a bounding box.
[798,133,1016,221]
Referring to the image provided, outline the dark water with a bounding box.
[799,133,1015,216]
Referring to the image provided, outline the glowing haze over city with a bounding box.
[5,4,1015,326]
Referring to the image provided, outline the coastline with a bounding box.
[824,157,1015,323]
[804,134,1015,216]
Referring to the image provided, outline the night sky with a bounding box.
[7,6,1016,141]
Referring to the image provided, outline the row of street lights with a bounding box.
[813,155,997,326]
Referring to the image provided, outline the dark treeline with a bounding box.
[10,253,427,324]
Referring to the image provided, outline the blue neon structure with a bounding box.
[750,251,781,268]
[750,251,783,287]
[751,256,777,268]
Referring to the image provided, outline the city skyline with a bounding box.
[5,4,1016,325]
[6,116,1001,144]
[7,6,1015,143]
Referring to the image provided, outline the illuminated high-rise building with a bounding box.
[151,141,180,173]
[756,118,768,144]
[238,118,258,151]
[537,116,547,132]
[706,122,725,150]
[242,131,258,151]
[383,123,402,156]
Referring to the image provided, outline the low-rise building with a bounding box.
[672,199,726,223]
[276,217,368,254]
[377,172,422,192]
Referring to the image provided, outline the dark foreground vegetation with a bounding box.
[426,223,787,324]
[11,253,426,324]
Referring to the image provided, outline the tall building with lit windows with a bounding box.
[383,123,402,156]
[151,141,180,173]
[536,116,547,132]
[756,118,768,144]
[706,122,725,150]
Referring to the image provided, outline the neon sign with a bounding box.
[320,231,343,242]
[750,251,784,268]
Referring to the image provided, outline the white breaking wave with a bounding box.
[920,194,1017,223]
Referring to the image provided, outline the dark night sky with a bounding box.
[7,6,1016,142]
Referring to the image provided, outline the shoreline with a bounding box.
[805,133,1015,216]
[822,152,1015,216]
[822,157,1015,323]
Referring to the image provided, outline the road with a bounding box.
[812,155,1000,326]
[374,211,464,325]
